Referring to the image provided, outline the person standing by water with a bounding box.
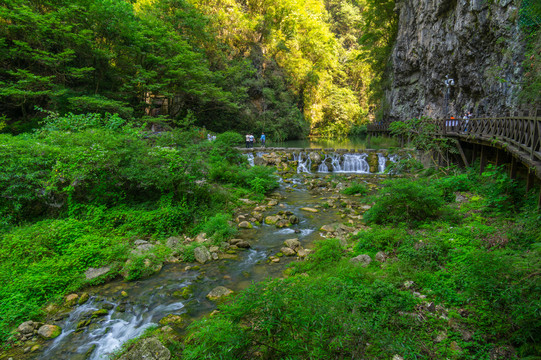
[245,133,250,148]
[260,132,266,147]
[249,134,255,148]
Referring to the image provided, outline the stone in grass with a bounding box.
[350,254,371,267]
[65,294,79,307]
[85,266,111,281]
[37,325,62,339]
[194,246,211,264]
[118,337,171,360]
[206,286,233,302]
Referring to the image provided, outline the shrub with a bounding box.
[364,178,446,226]
[289,238,345,274]
[354,226,408,253]
[341,181,368,196]
[200,212,237,243]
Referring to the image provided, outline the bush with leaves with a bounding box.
[364,178,446,226]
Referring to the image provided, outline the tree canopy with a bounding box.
[0,0,397,138]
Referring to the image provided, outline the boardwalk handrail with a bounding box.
[368,116,541,165]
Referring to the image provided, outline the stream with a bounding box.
[37,173,359,360]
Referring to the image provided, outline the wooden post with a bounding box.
[526,169,535,192]
[479,145,487,174]
[456,140,469,167]
[471,144,477,165]
[509,156,517,180]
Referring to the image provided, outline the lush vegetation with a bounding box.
[171,168,540,359]
[0,115,278,343]
[0,0,397,138]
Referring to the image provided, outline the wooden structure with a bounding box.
[367,112,541,206]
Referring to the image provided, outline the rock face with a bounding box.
[118,337,171,360]
[387,0,525,120]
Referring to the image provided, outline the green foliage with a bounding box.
[199,212,238,243]
[341,181,368,195]
[183,275,417,360]
[364,178,446,226]
[354,226,408,253]
[390,117,458,170]
[289,238,345,274]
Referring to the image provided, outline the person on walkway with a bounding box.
[245,133,250,148]
[249,134,255,148]
[260,132,266,147]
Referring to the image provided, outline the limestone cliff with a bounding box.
[387,0,525,120]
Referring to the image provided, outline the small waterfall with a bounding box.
[245,153,255,167]
[318,154,330,173]
[377,153,386,173]
[330,154,342,172]
[389,154,399,163]
[339,154,370,174]
[294,152,311,174]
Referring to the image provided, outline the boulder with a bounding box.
[375,251,387,262]
[159,314,189,328]
[267,199,278,206]
[289,215,299,224]
[229,238,242,245]
[320,224,336,232]
[280,247,296,256]
[118,337,171,360]
[284,238,301,250]
[238,221,253,229]
[65,294,79,307]
[350,254,372,267]
[17,321,36,335]
[264,215,281,225]
[275,219,290,228]
[296,248,310,258]
[300,207,319,213]
[194,247,211,264]
[165,237,181,249]
[236,240,251,248]
[195,233,208,243]
[78,293,90,305]
[85,266,111,280]
[37,325,62,339]
[206,286,233,301]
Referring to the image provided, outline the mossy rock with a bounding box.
[173,285,194,299]
[158,314,189,329]
[78,293,90,305]
[91,309,109,318]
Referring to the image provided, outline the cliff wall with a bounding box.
[387,0,525,120]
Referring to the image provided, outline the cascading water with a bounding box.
[337,154,370,174]
[293,153,311,174]
[377,153,387,173]
[245,153,255,167]
[318,155,330,173]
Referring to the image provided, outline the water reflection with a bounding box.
[271,136,395,149]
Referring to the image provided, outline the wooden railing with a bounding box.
[367,115,541,175]
[439,117,541,164]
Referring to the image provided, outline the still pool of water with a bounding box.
[268,136,396,150]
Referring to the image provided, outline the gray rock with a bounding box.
[280,247,296,256]
[284,238,301,250]
[37,325,62,339]
[206,286,233,301]
[238,221,253,229]
[195,233,208,243]
[375,251,387,262]
[118,337,171,360]
[165,237,181,249]
[236,240,251,248]
[296,248,310,258]
[194,247,211,264]
[17,321,36,335]
[85,266,111,280]
[350,254,372,267]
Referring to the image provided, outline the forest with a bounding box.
[0,0,396,140]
